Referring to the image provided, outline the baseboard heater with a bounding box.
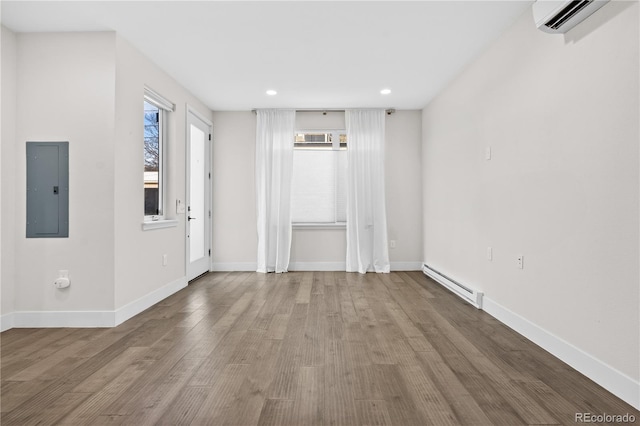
[422,264,484,309]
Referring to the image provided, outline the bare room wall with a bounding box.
[212,110,423,271]
[113,35,213,309]
[12,32,117,314]
[1,25,18,328]
[2,30,214,327]
[422,1,638,404]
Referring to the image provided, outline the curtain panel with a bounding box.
[255,109,296,273]
[345,109,390,273]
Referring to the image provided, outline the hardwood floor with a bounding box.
[1,271,637,425]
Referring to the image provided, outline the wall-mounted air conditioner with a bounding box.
[533,0,609,34]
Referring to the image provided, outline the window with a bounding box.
[291,130,347,226]
[143,88,174,220]
[144,101,162,217]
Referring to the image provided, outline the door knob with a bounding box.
[188,216,196,221]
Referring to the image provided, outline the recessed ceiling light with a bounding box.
[266,90,277,96]
[380,89,391,95]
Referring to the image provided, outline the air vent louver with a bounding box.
[544,0,593,30]
[532,0,609,34]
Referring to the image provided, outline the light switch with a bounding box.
[485,146,492,160]
[176,199,186,214]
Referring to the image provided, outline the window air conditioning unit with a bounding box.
[533,0,609,34]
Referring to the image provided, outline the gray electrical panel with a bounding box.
[26,141,69,238]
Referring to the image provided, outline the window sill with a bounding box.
[142,219,179,231]
[293,223,346,230]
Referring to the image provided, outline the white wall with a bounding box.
[385,110,423,268]
[1,25,17,324]
[113,35,213,309]
[1,30,214,328]
[12,32,117,313]
[211,111,258,271]
[211,110,423,271]
[422,1,638,405]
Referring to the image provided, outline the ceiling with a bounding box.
[1,1,532,111]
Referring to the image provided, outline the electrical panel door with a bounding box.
[26,141,69,238]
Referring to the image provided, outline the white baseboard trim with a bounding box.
[212,262,257,272]
[286,261,425,272]
[1,277,188,330]
[212,261,422,273]
[289,262,346,271]
[391,261,424,271]
[1,313,15,332]
[114,276,187,326]
[11,310,116,328]
[483,297,640,410]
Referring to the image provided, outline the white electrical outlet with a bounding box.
[162,254,168,266]
[390,240,396,249]
[485,146,492,160]
[54,270,70,289]
[487,247,492,261]
[517,255,524,269]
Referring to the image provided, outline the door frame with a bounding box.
[185,105,213,280]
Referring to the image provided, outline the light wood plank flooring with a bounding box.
[1,271,638,425]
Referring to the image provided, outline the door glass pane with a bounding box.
[190,124,205,262]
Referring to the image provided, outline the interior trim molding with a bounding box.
[114,276,187,326]
[287,261,423,272]
[10,310,116,328]
[391,261,423,271]
[1,276,187,330]
[289,262,346,271]
[141,219,179,231]
[483,297,640,410]
[212,261,422,273]
[0,313,15,332]
[212,262,258,272]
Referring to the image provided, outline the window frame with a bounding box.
[292,129,347,228]
[143,87,175,226]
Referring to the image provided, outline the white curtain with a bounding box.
[255,109,296,273]
[345,109,390,274]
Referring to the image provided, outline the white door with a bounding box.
[186,109,211,281]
